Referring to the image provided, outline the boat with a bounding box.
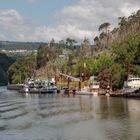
[76,86,98,96]
[40,80,57,94]
[110,77,140,97]
[21,79,57,94]
[125,77,140,88]
[76,89,93,95]
[89,81,101,95]
[123,77,140,96]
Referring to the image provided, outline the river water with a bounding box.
[0,87,140,140]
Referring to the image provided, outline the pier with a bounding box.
[7,84,24,90]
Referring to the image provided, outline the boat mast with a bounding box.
[127,60,131,81]
[84,63,86,81]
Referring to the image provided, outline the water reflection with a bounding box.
[97,96,129,119]
[79,96,93,112]
[0,87,140,140]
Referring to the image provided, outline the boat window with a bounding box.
[50,83,54,86]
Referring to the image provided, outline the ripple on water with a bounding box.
[1,88,140,140]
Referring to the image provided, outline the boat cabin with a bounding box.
[127,77,140,88]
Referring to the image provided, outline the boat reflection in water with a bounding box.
[0,87,140,140]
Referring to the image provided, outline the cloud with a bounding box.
[43,0,140,42]
[0,9,36,41]
[120,3,140,17]
[34,24,93,41]
[0,0,140,42]
[0,9,22,28]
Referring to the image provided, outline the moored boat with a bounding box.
[21,79,57,94]
[110,76,140,97]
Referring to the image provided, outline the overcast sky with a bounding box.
[0,0,140,43]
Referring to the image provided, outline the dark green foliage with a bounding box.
[8,55,36,84]
[0,53,15,85]
[110,63,125,89]
[112,33,140,67]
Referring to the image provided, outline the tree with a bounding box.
[94,36,99,46]
[59,40,65,48]
[98,69,112,89]
[98,22,110,33]
[98,22,110,48]
[118,16,129,36]
[8,55,36,84]
[66,38,77,49]
[80,38,91,57]
[49,38,55,47]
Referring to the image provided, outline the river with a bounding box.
[0,86,140,140]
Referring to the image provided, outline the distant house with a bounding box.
[1,49,37,55]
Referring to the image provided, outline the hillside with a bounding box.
[0,41,47,50]
[0,53,15,85]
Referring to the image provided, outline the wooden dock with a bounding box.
[7,84,24,90]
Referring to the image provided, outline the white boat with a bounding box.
[22,79,57,94]
[89,81,100,95]
[125,77,140,88]
[122,77,140,96]
[76,89,93,95]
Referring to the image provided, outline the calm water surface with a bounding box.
[0,87,140,140]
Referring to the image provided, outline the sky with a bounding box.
[0,0,140,43]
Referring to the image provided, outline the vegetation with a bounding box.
[8,55,36,84]
[0,53,15,85]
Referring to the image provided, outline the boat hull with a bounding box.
[20,88,57,94]
[109,88,140,97]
